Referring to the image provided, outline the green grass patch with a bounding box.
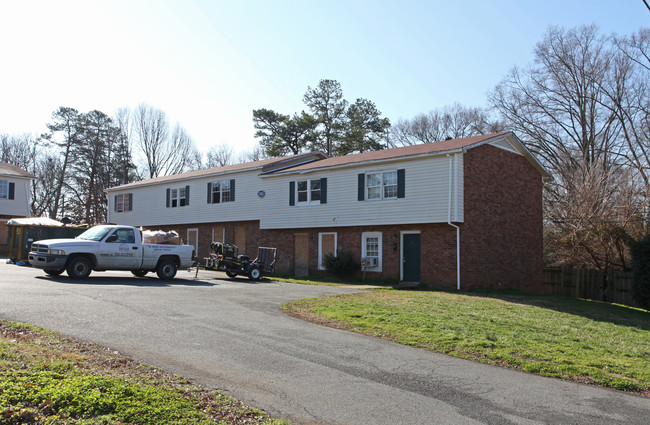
[0,320,288,424]
[282,290,650,395]
[269,273,395,287]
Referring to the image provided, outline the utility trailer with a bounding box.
[207,242,276,281]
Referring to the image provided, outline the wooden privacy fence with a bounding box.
[544,268,637,308]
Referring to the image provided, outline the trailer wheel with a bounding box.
[247,265,262,281]
[44,269,64,276]
[225,270,238,278]
[66,257,92,279]
[131,269,148,277]
[156,259,177,280]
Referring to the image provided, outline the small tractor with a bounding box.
[207,242,276,281]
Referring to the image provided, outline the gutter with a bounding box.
[447,154,461,291]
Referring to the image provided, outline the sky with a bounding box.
[1,0,648,158]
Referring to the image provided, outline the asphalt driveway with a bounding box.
[1,262,648,424]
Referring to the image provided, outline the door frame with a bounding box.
[187,228,199,259]
[318,232,337,270]
[400,230,421,282]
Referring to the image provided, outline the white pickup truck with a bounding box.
[28,225,195,280]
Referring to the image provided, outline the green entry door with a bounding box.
[402,233,421,282]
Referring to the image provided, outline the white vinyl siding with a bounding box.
[106,154,464,229]
[260,154,464,229]
[107,169,265,226]
[0,177,30,217]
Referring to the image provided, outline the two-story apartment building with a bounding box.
[0,162,35,253]
[105,132,550,291]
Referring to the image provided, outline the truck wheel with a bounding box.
[66,257,92,279]
[247,265,262,281]
[225,270,238,278]
[44,269,64,276]
[131,269,148,277]
[156,259,177,280]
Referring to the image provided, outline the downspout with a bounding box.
[447,154,461,291]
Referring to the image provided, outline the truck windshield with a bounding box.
[76,226,112,241]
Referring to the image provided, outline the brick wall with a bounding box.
[461,144,544,292]
[149,220,460,286]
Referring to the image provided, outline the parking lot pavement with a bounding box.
[2,262,649,425]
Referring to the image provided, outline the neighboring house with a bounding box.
[0,163,35,253]
[105,132,551,291]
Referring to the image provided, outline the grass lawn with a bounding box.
[0,320,288,425]
[282,289,650,395]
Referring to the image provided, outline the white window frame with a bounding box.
[170,187,187,208]
[366,171,397,200]
[318,232,337,270]
[296,179,321,205]
[211,179,232,204]
[115,193,132,212]
[179,187,187,207]
[361,231,382,272]
[0,180,7,200]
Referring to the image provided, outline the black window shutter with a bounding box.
[114,195,118,212]
[128,193,133,211]
[207,182,212,204]
[289,181,295,206]
[357,174,365,201]
[230,179,235,202]
[8,182,14,200]
[397,169,406,198]
[166,188,170,208]
[320,178,327,204]
[185,185,190,205]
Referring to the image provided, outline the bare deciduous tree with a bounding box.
[490,25,621,174]
[238,146,267,163]
[1,134,33,170]
[205,144,234,168]
[133,104,200,177]
[389,103,504,147]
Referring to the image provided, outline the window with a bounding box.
[297,179,320,204]
[0,180,15,200]
[367,171,397,200]
[109,228,136,243]
[361,231,382,271]
[289,178,327,206]
[358,169,404,201]
[114,193,132,212]
[166,185,190,208]
[208,179,235,204]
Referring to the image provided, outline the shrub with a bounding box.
[323,251,358,278]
